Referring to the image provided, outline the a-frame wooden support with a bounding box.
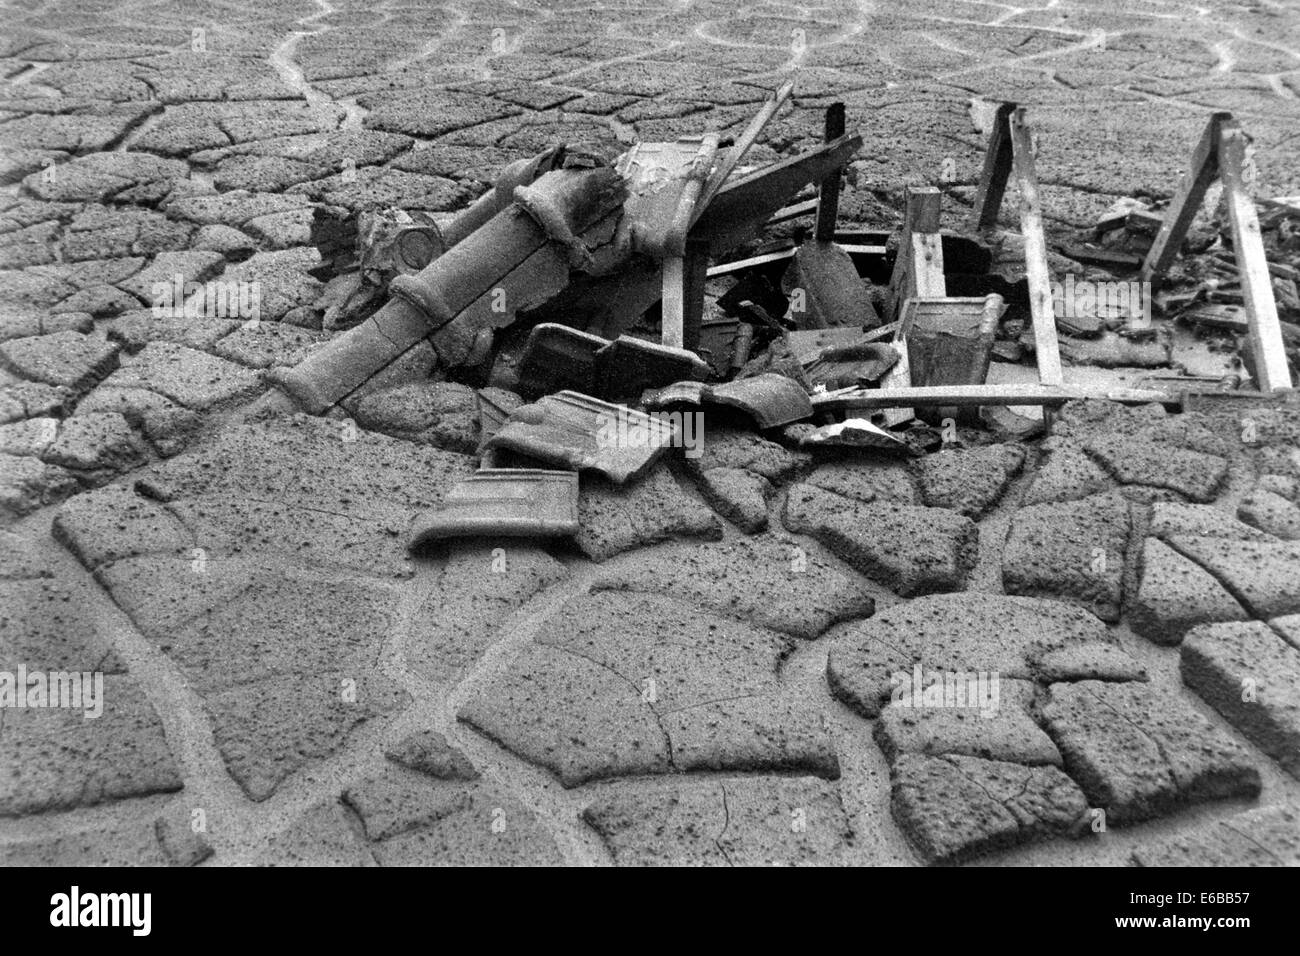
[967,103,1062,386]
[821,106,1121,417]
[1139,112,1292,393]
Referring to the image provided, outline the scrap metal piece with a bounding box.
[484,391,676,484]
[407,469,579,548]
[799,418,910,453]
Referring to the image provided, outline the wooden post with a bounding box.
[969,102,1017,233]
[661,257,684,348]
[681,237,709,352]
[815,102,846,241]
[1008,107,1063,387]
[1218,120,1292,393]
[1139,112,1229,289]
[888,186,945,323]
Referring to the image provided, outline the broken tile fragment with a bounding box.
[486,391,674,484]
[408,469,579,546]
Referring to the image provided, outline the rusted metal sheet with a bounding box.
[407,469,579,547]
[484,391,676,484]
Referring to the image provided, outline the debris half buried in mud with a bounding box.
[408,469,579,547]
[234,86,1300,572]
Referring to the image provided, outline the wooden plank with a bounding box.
[1218,120,1293,393]
[690,134,864,253]
[768,198,820,224]
[875,289,922,424]
[704,242,887,277]
[682,237,709,352]
[707,247,796,276]
[1008,107,1063,387]
[815,102,846,241]
[969,101,1017,233]
[661,256,685,348]
[1139,112,1229,287]
[694,78,795,219]
[810,383,1176,410]
[887,187,945,323]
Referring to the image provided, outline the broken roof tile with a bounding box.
[483,391,676,484]
[408,469,579,548]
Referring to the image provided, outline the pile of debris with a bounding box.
[249,86,1296,548]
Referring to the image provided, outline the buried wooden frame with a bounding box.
[813,104,1164,415]
[1138,111,1292,394]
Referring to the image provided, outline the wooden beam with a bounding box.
[810,383,1176,410]
[681,236,709,352]
[705,242,887,277]
[1139,112,1229,288]
[1218,120,1292,393]
[887,186,945,323]
[815,102,846,241]
[661,256,684,348]
[694,78,795,219]
[969,101,1017,233]
[768,198,819,223]
[690,134,864,254]
[1008,107,1063,386]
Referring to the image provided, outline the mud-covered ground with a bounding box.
[2,0,1300,866]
